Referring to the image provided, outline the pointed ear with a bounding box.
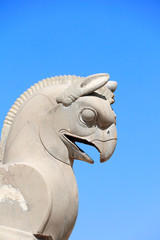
[56,73,111,106]
[80,73,110,95]
[106,81,117,92]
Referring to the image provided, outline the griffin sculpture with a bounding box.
[0,73,117,240]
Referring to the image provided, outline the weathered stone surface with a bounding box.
[0,226,37,240]
[0,73,117,240]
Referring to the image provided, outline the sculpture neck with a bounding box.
[3,93,71,166]
[39,105,71,165]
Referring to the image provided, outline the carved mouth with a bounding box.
[60,131,95,163]
[65,134,96,149]
[60,129,117,164]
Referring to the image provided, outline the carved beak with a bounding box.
[60,123,117,164]
[89,123,117,163]
[91,138,117,162]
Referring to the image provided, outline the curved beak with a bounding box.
[90,123,117,162]
[91,138,117,162]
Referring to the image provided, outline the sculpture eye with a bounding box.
[80,108,97,123]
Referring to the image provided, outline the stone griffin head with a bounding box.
[40,73,117,165]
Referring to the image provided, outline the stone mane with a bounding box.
[4,75,83,127]
[0,75,83,161]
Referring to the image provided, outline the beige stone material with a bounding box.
[0,73,117,240]
[0,226,37,240]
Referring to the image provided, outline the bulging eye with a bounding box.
[80,108,97,123]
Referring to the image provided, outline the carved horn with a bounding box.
[56,73,110,106]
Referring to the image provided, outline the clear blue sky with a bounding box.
[0,1,160,239]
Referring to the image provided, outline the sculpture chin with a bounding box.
[60,131,117,164]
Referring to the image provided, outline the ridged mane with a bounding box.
[4,75,83,127]
[0,75,84,161]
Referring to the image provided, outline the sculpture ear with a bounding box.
[56,73,110,106]
[106,81,117,92]
[80,73,110,95]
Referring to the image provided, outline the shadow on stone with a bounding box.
[34,234,53,240]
